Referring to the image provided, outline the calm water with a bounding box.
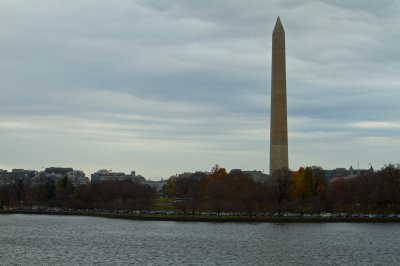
[1,214,400,265]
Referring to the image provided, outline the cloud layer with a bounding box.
[1,0,399,178]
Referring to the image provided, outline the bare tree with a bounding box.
[270,167,291,216]
[12,178,25,207]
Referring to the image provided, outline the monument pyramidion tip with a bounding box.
[273,16,284,33]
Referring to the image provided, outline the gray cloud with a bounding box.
[0,0,399,177]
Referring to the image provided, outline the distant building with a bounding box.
[144,179,167,194]
[0,169,39,187]
[325,165,374,182]
[66,170,89,187]
[0,167,88,187]
[229,169,269,183]
[0,169,11,187]
[324,168,349,180]
[170,171,210,183]
[91,170,145,183]
[243,170,269,183]
[45,167,88,187]
[45,167,73,180]
[174,172,193,179]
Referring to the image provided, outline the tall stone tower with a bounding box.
[270,17,288,174]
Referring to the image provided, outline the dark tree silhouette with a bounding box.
[270,167,291,215]
[12,178,25,207]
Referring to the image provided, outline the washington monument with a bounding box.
[270,17,288,174]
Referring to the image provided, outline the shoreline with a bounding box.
[2,210,400,223]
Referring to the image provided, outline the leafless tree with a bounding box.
[270,167,292,216]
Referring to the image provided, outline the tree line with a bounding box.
[168,164,400,215]
[2,164,400,215]
[330,164,400,213]
[0,176,154,212]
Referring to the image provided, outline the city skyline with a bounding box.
[1,1,400,179]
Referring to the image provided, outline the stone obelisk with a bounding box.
[270,17,288,174]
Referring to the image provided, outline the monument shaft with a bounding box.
[270,17,288,174]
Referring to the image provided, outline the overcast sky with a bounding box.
[1,0,399,179]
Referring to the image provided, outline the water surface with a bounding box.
[1,214,399,265]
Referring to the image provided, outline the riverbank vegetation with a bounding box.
[1,164,400,216]
[167,164,400,216]
[0,177,154,211]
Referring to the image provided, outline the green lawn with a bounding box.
[151,197,175,211]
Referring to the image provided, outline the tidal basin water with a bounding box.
[1,215,400,265]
